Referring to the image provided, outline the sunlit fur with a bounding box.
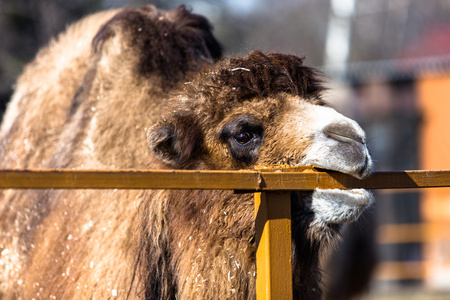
[0,5,372,300]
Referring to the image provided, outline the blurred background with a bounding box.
[1,0,450,299]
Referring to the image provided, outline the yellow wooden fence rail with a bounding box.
[1,167,450,190]
[2,167,450,299]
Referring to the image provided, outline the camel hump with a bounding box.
[92,5,222,81]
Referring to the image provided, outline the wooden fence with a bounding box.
[2,166,450,299]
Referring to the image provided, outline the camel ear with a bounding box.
[147,117,203,168]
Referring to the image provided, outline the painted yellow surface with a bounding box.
[254,191,293,300]
[1,168,450,190]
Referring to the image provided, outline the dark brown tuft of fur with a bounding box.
[184,50,325,105]
[93,5,222,83]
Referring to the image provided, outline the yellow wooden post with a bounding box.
[254,191,293,300]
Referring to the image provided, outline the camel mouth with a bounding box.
[313,164,371,180]
[291,162,372,180]
[290,163,374,225]
[311,188,374,225]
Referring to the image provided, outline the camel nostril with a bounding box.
[323,123,365,144]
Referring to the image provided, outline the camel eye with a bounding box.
[234,132,253,145]
[220,115,264,164]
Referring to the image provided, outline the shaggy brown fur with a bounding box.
[0,5,372,300]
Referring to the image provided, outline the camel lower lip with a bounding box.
[311,188,374,224]
[317,188,372,207]
[338,189,372,206]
